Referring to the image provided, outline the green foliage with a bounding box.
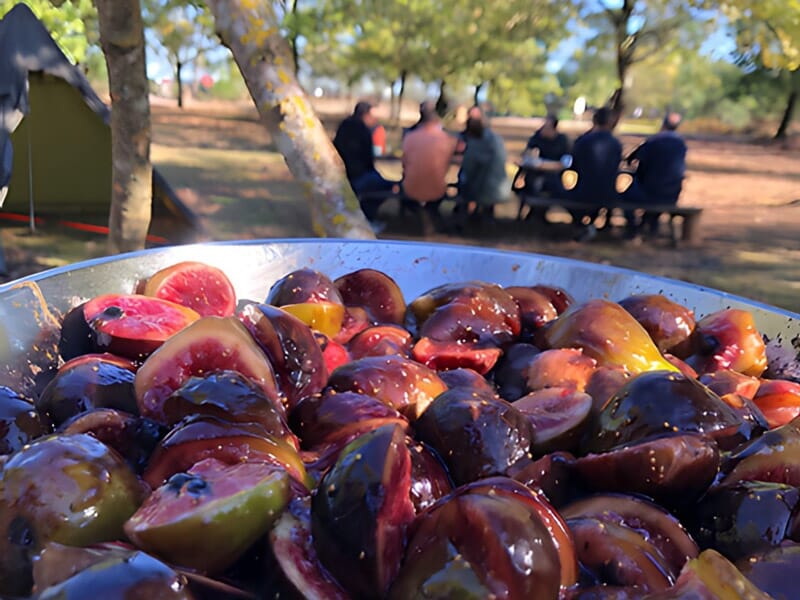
[142,0,216,65]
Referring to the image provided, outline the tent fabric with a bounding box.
[0,3,199,242]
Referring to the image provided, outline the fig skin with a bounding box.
[0,385,47,455]
[239,303,328,410]
[525,348,597,392]
[334,268,406,325]
[266,268,343,306]
[36,353,138,427]
[414,388,534,485]
[505,285,558,340]
[752,378,800,428]
[687,308,768,377]
[530,284,573,314]
[438,367,498,396]
[326,355,447,420]
[347,324,413,359]
[509,451,583,508]
[407,438,453,512]
[491,342,542,402]
[311,424,416,599]
[514,387,593,455]
[699,369,761,400]
[720,416,800,486]
[618,294,696,358]
[737,543,800,600]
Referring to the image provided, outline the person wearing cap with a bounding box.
[623,111,687,237]
[333,101,395,229]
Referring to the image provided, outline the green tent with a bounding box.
[0,3,199,242]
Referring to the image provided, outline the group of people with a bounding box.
[333,100,510,233]
[520,107,688,241]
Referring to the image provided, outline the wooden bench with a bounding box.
[518,194,704,244]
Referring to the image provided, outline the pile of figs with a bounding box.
[2,259,800,599]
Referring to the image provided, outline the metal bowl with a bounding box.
[1,239,798,392]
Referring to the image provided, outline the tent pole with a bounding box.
[26,119,35,233]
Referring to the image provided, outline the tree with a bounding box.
[95,0,153,253]
[142,0,216,107]
[206,0,374,238]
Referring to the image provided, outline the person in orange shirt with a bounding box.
[401,103,459,233]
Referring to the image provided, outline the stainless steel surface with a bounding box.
[1,239,798,392]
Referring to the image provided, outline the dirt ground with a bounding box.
[2,102,799,313]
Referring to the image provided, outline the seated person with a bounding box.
[568,107,622,240]
[458,107,511,220]
[401,103,459,233]
[333,101,395,225]
[623,112,687,237]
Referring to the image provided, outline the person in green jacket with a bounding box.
[457,107,511,218]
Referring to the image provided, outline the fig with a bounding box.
[389,479,564,600]
[36,353,138,426]
[58,301,95,362]
[36,549,195,599]
[60,408,163,474]
[83,294,201,360]
[560,493,699,575]
[347,324,413,359]
[574,434,720,504]
[281,301,345,338]
[509,451,582,508]
[334,268,406,325]
[584,371,744,454]
[266,268,343,306]
[544,299,679,374]
[334,305,371,344]
[752,379,800,428]
[126,458,290,573]
[289,390,408,449]
[513,387,593,455]
[143,416,307,489]
[0,434,144,596]
[737,543,800,600]
[414,388,533,485]
[142,261,237,318]
[645,549,771,600]
[687,308,767,377]
[407,438,452,512]
[585,366,631,412]
[311,424,416,598]
[525,348,597,392]
[412,337,502,374]
[0,385,46,455]
[438,367,498,396]
[239,302,327,410]
[530,284,573,314]
[504,285,558,339]
[134,317,281,424]
[699,368,761,399]
[315,333,351,374]
[162,370,292,435]
[691,481,800,561]
[326,355,447,419]
[618,294,696,358]
[32,541,135,590]
[721,416,800,487]
[491,342,542,401]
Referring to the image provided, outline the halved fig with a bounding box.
[513,387,593,455]
[280,302,345,338]
[585,366,630,412]
[574,434,719,504]
[407,438,452,512]
[491,342,541,402]
[143,416,308,489]
[126,458,289,573]
[737,543,800,600]
[699,368,761,399]
[504,285,558,339]
[266,268,343,306]
[334,268,406,325]
[134,317,280,423]
[239,303,327,409]
[414,388,533,485]
[326,355,447,419]
[618,294,697,358]
[687,308,767,377]
[583,371,744,454]
[0,385,46,455]
[526,348,597,392]
[752,378,800,428]
[560,493,699,575]
[566,517,674,592]
[691,481,800,561]
[544,299,679,374]
[720,417,800,486]
[162,370,292,437]
[60,408,163,474]
[311,424,415,598]
[36,353,138,426]
[530,284,573,314]
[289,390,408,449]
[142,261,237,318]
[412,337,502,374]
[83,294,201,360]
[347,324,413,360]
[315,333,351,374]
[438,367,498,396]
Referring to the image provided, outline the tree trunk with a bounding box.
[435,80,447,117]
[396,69,407,125]
[96,0,152,254]
[207,0,374,239]
[474,81,484,107]
[289,0,299,75]
[775,77,797,140]
[176,60,184,108]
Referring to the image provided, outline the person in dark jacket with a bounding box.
[516,114,572,205]
[623,111,687,237]
[333,101,395,227]
[569,107,622,240]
